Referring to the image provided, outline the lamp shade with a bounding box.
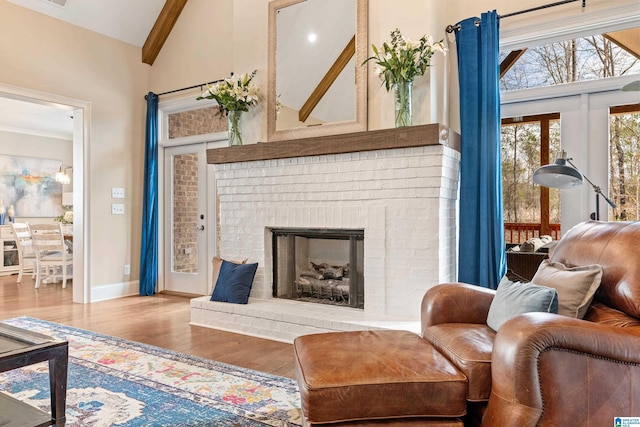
[55,166,72,185]
[533,151,584,189]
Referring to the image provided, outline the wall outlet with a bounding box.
[124,264,130,275]
[112,187,125,199]
[111,203,125,215]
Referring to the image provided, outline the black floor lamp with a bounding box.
[533,150,616,221]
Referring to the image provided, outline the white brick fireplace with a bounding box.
[191,125,460,343]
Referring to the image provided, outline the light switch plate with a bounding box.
[112,187,125,198]
[112,203,125,215]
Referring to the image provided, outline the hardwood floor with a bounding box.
[0,274,297,379]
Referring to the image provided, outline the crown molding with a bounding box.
[500,3,640,50]
[0,125,72,140]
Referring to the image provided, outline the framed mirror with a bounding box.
[267,0,368,142]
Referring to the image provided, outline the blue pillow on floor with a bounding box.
[211,260,258,304]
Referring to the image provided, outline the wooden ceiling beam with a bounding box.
[500,49,527,78]
[604,28,640,60]
[299,35,356,123]
[142,0,189,66]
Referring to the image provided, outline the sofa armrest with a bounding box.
[483,313,640,426]
[421,283,495,330]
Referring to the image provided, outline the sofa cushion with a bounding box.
[294,330,467,423]
[423,323,495,401]
[531,260,603,319]
[210,260,258,304]
[487,278,558,331]
[583,302,640,329]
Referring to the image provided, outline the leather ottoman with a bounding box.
[293,330,467,426]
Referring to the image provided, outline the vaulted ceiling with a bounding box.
[1,0,188,139]
[6,0,187,65]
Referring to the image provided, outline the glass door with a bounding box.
[163,144,208,295]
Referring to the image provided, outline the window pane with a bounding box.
[501,118,561,243]
[501,29,640,92]
[609,106,640,221]
[172,153,199,273]
[168,106,227,139]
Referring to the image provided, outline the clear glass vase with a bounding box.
[227,110,244,146]
[393,80,413,128]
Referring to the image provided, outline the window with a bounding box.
[167,106,226,139]
[500,24,639,234]
[500,28,640,91]
[501,114,561,243]
[609,104,640,221]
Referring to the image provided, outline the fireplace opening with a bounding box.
[271,228,364,309]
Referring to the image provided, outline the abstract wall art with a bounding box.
[0,154,64,218]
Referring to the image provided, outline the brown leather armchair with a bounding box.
[422,221,640,426]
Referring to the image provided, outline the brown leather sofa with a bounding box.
[294,221,639,425]
[422,220,640,425]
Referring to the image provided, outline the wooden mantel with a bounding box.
[207,124,459,165]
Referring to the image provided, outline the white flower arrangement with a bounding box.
[364,28,447,90]
[54,208,73,224]
[197,70,260,114]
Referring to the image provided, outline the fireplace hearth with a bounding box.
[271,228,364,309]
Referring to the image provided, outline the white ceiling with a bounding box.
[7,0,165,47]
[0,97,74,140]
[2,0,165,139]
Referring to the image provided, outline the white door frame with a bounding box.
[157,96,227,294]
[0,82,90,304]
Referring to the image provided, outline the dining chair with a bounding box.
[10,222,36,283]
[30,223,73,288]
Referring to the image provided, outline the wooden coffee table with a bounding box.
[0,322,68,427]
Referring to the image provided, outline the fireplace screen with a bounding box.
[271,228,364,309]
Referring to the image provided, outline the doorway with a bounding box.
[162,144,208,295]
[0,83,89,303]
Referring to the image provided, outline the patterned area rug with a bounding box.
[0,317,302,426]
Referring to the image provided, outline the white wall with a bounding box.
[0,1,149,293]
[150,0,234,96]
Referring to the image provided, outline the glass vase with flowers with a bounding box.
[364,28,447,127]
[197,70,260,145]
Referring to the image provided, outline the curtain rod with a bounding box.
[445,0,586,33]
[144,75,230,100]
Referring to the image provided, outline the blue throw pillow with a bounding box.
[211,260,258,304]
[486,277,558,332]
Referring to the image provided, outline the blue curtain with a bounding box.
[140,92,159,296]
[455,11,506,289]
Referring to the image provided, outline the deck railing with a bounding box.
[504,222,561,244]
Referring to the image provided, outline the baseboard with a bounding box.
[90,280,139,302]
